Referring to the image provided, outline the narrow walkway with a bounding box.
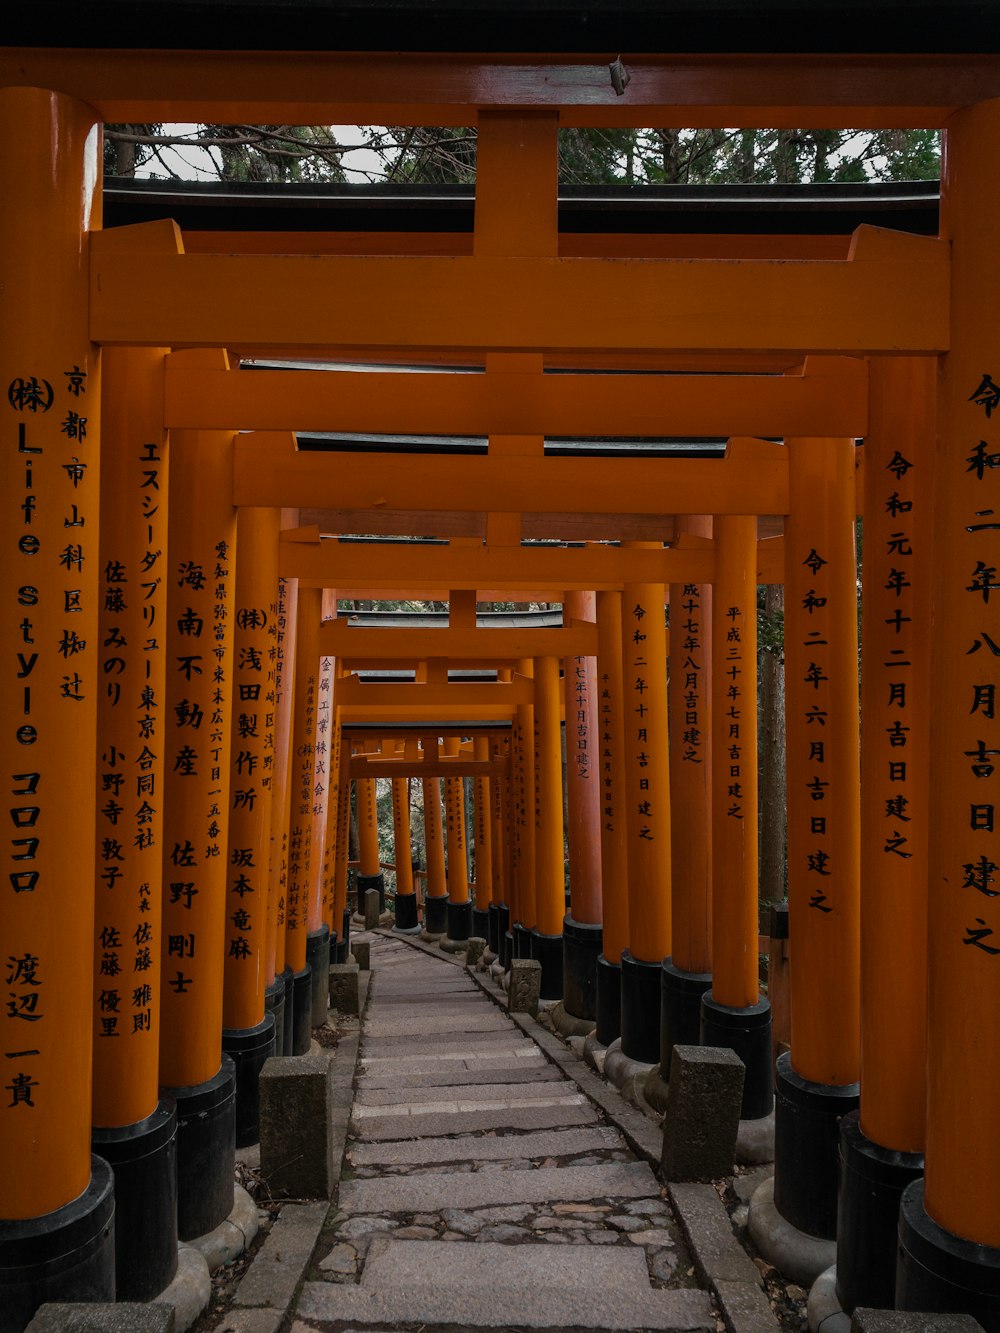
[293,934,715,1331]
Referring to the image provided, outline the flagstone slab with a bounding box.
[348,1125,624,1167]
[339,1160,658,1214]
[351,1100,599,1139]
[297,1240,712,1330]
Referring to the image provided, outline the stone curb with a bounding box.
[375,928,780,1333]
[207,967,369,1332]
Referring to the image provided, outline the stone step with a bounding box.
[361,1040,541,1067]
[358,1061,561,1089]
[339,1159,658,1214]
[355,1080,579,1106]
[297,1239,713,1331]
[364,1012,512,1036]
[348,1125,625,1167]
[361,1027,527,1053]
[351,1099,599,1140]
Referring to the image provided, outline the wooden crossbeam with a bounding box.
[4,49,997,127]
[350,755,509,778]
[90,226,947,355]
[164,356,867,437]
[237,436,789,515]
[288,539,717,590]
[320,623,597,661]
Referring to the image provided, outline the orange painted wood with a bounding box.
[564,593,603,926]
[224,506,280,1029]
[784,438,861,1087]
[859,358,931,1156]
[0,87,103,1216]
[92,347,169,1131]
[668,519,714,975]
[924,99,1000,1249]
[90,234,949,356]
[240,435,790,516]
[597,591,630,964]
[709,516,759,1010]
[5,48,998,126]
[534,655,566,937]
[267,575,298,980]
[622,572,672,962]
[286,540,717,590]
[284,585,322,972]
[166,360,867,437]
[160,423,238,1085]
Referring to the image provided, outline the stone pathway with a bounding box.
[293,934,715,1331]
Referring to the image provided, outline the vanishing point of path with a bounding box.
[289,933,715,1332]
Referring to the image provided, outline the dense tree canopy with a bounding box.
[104,123,940,185]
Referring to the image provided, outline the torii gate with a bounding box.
[0,20,998,1332]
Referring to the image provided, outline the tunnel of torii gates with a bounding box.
[3,27,1000,1333]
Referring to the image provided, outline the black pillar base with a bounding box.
[620,949,662,1063]
[531,928,564,1001]
[487,902,501,953]
[502,931,514,969]
[700,993,773,1121]
[306,925,332,1027]
[773,1051,859,1240]
[166,1056,236,1241]
[394,892,419,931]
[290,965,313,1055]
[472,907,491,940]
[446,899,473,942]
[661,958,712,1069]
[897,1179,1000,1329]
[424,894,448,935]
[92,1098,177,1301]
[280,965,295,1055]
[596,953,622,1047]
[0,1154,115,1333]
[562,915,602,1021]
[513,921,533,959]
[337,906,351,963]
[264,975,286,1058]
[356,871,385,914]
[498,906,512,959]
[835,1111,923,1314]
[222,1013,277,1148]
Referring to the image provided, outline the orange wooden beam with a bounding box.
[319,623,597,660]
[237,435,789,515]
[91,225,947,355]
[164,356,867,437]
[3,47,997,127]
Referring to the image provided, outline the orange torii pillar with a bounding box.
[487,732,508,958]
[620,576,672,1062]
[442,735,473,946]
[266,573,298,1054]
[329,720,352,961]
[422,766,448,937]
[661,519,714,1065]
[304,647,333,1026]
[472,735,493,940]
[755,437,861,1251]
[897,100,1000,1321]
[512,659,537,959]
[221,506,279,1145]
[836,361,930,1311]
[0,87,116,1323]
[532,655,566,996]
[562,592,604,1021]
[89,348,176,1302]
[392,765,420,935]
[699,516,773,1121]
[283,584,321,1055]
[356,770,384,916]
[159,422,238,1240]
[596,590,630,1045]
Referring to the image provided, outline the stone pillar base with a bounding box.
[0,1156,115,1333]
